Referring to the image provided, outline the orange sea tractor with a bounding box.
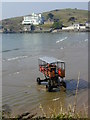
[37,56,66,91]
[58,62,65,78]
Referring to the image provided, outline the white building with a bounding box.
[22,13,44,25]
[86,22,90,28]
[62,23,86,30]
[62,26,74,30]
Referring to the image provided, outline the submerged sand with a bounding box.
[2,32,88,117]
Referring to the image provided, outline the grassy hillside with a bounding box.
[42,8,88,26]
[2,8,88,32]
[2,16,24,32]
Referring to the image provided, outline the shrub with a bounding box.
[52,21,63,29]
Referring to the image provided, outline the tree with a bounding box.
[68,17,76,22]
[52,21,63,29]
[31,24,35,31]
[47,13,54,20]
[4,28,8,33]
[54,18,59,22]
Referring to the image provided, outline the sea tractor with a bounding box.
[36,56,66,92]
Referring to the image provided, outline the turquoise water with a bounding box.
[2,32,88,116]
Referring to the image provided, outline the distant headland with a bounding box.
[0,8,90,33]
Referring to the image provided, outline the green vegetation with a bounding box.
[52,21,63,29]
[42,8,88,26]
[39,103,88,119]
[2,16,24,32]
[47,13,54,19]
[31,24,35,31]
[39,23,53,29]
[1,8,88,33]
[2,103,88,119]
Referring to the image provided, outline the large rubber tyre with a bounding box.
[46,84,52,92]
[62,81,66,88]
[46,85,48,91]
[37,77,41,85]
[46,85,48,88]
[48,86,52,92]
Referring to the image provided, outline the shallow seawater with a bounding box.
[2,32,88,116]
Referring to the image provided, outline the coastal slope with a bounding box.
[1,8,88,33]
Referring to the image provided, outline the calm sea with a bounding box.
[2,32,88,116]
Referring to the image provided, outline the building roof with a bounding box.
[39,56,64,64]
[24,13,42,17]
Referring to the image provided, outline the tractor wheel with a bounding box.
[46,85,48,91]
[37,77,41,85]
[46,85,48,88]
[47,83,52,92]
[46,84,52,92]
[62,81,66,88]
[48,85,52,92]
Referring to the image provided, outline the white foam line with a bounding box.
[60,47,64,50]
[8,71,20,76]
[56,40,60,43]
[7,56,28,61]
[14,72,20,75]
[56,37,68,43]
[84,39,88,42]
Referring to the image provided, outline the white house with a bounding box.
[62,26,74,30]
[86,22,90,28]
[22,13,44,25]
[62,23,86,30]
